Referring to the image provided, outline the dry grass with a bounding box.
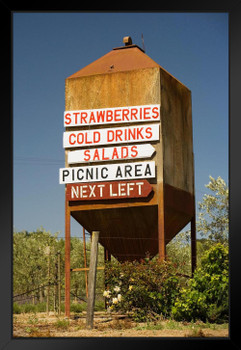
[13,312,229,338]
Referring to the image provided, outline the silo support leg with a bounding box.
[158,194,166,261]
[191,215,197,276]
[65,202,71,317]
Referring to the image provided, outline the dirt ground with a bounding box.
[13,312,229,338]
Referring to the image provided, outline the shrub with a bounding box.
[172,243,229,323]
[21,303,37,313]
[54,318,69,329]
[104,259,180,322]
[13,302,21,314]
[70,302,84,313]
[35,302,47,313]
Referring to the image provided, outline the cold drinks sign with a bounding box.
[59,104,160,199]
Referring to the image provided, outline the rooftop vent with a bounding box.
[123,36,133,46]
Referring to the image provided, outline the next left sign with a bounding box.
[66,180,153,201]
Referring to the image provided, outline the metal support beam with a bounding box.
[191,214,197,276]
[157,185,166,261]
[65,198,71,317]
[104,248,111,309]
[104,247,111,262]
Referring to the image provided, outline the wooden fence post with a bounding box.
[83,228,88,298]
[86,231,99,329]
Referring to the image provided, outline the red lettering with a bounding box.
[93,131,100,143]
[89,111,96,124]
[93,149,100,161]
[73,112,79,124]
[106,110,113,122]
[77,133,84,144]
[84,132,92,144]
[143,107,151,119]
[131,145,138,158]
[114,109,121,121]
[83,150,90,161]
[136,127,144,139]
[121,146,128,159]
[107,130,114,142]
[131,108,138,120]
[69,133,76,145]
[122,109,129,121]
[102,148,109,160]
[116,129,122,142]
[152,106,159,119]
[128,128,136,140]
[145,127,153,139]
[64,113,71,125]
[112,147,119,159]
[96,110,105,123]
[80,112,88,124]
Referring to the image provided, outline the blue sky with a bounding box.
[13,12,228,238]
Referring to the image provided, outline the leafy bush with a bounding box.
[70,302,84,313]
[172,243,229,323]
[35,302,47,312]
[104,259,180,322]
[13,302,22,314]
[21,303,37,313]
[54,318,69,329]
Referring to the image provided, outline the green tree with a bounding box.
[166,176,228,274]
[166,231,191,276]
[198,176,229,243]
[13,229,65,302]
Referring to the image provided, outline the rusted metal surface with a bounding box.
[67,46,159,79]
[69,184,194,262]
[64,42,195,263]
[191,213,197,276]
[65,198,71,317]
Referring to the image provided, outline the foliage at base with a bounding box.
[171,243,229,323]
[104,259,180,322]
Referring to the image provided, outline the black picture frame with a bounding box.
[1,4,240,350]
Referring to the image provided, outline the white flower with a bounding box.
[112,297,118,304]
[117,294,122,302]
[114,286,121,293]
[103,290,111,298]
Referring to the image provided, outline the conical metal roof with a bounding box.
[67,44,160,79]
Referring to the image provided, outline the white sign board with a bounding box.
[64,104,160,127]
[59,161,155,184]
[63,124,159,148]
[68,144,156,164]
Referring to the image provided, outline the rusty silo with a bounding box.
[60,37,196,315]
